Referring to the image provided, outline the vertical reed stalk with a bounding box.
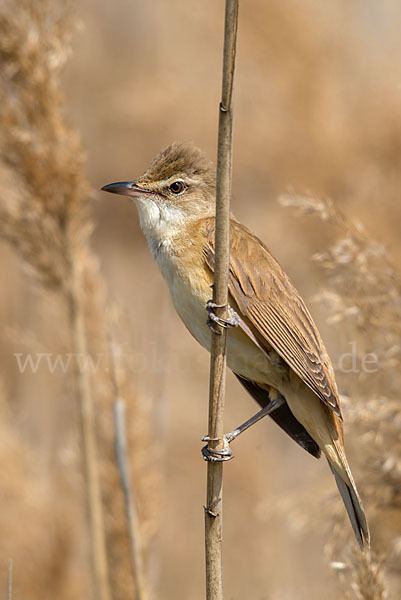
[69,262,111,600]
[205,2,239,600]
[113,396,148,600]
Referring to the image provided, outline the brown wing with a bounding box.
[203,217,342,419]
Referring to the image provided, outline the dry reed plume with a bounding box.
[0,1,159,598]
[280,192,401,599]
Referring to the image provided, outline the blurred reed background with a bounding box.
[0,0,400,598]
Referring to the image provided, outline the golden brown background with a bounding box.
[1,0,401,598]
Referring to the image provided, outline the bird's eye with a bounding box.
[169,181,184,194]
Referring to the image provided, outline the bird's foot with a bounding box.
[206,300,240,335]
[202,398,285,462]
[201,435,234,462]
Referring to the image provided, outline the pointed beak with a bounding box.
[101,180,152,198]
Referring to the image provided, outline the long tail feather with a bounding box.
[327,459,370,548]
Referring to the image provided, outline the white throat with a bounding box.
[133,196,185,261]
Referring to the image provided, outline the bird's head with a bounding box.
[102,142,216,238]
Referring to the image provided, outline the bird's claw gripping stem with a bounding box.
[201,435,234,462]
[206,300,240,335]
[201,397,285,462]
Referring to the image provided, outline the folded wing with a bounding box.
[202,217,342,419]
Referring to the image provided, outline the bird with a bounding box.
[102,141,370,548]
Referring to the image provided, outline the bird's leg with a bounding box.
[202,394,285,462]
[225,395,285,443]
[206,300,240,335]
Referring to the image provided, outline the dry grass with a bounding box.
[0,0,89,295]
[280,193,401,599]
[0,1,159,598]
